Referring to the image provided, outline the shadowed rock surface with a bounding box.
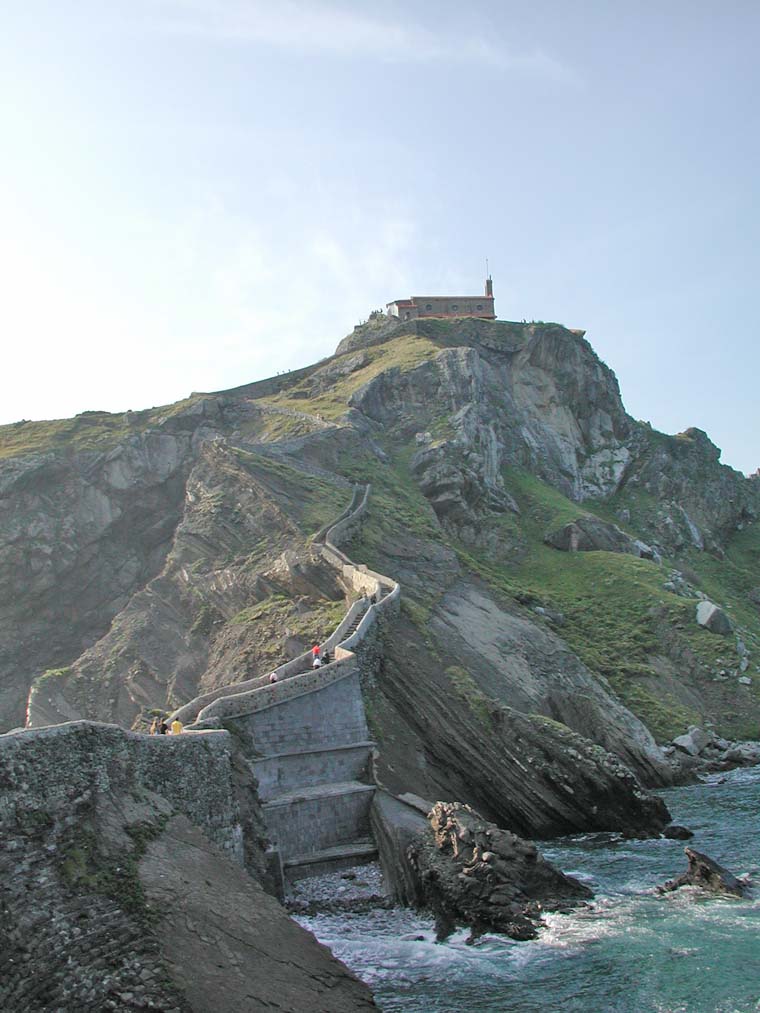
[141,816,377,1012]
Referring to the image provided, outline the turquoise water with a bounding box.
[298,767,760,1012]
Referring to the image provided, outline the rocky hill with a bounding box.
[2,315,759,809]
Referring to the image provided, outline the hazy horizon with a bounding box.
[2,1,758,473]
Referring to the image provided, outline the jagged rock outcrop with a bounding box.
[0,429,203,729]
[23,440,352,731]
[347,323,635,536]
[368,597,671,834]
[658,848,751,898]
[373,796,591,942]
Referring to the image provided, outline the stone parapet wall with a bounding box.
[195,657,357,722]
[175,482,399,728]
[322,483,371,552]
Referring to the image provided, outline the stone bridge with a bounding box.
[171,483,400,893]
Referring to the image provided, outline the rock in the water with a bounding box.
[659,848,750,898]
[662,824,694,840]
[405,801,592,942]
[696,600,733,635]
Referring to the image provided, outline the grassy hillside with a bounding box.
[0,399,202,460]
[340,439,760,742]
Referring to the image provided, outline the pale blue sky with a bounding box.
[2,1,758,473]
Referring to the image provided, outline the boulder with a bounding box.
[544,516,655,559]
[662,825,694,840]
[695,600,733,636]
[658,848,750,898]
[738,676,752,686]
[633,539,657,561]
[531,605,566,626]
[545,516,635,554]
[722,742,760,765]
[672,726,711,756]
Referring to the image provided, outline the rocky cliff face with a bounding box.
[2,315,759,797]
[0,427,198,728]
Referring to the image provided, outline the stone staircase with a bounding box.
[173,483,400,891]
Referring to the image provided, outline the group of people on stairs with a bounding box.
[149,716,183,736]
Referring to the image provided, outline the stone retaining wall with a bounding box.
[253,742,372,803]
[221,670,369,756]
[0,721,244,862]
[263,784,375,861]
[167,482,401,886]
[0,720,247,1010]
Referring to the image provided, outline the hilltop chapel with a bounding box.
[386,276,496,321]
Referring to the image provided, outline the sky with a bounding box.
[1,1,758,473]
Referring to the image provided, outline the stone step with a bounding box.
[252,742,374,802]
[284,841,379,883]
[262,779,374,809]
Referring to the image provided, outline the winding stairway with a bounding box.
[171,484,400,891]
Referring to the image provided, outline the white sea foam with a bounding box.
[299,768,760,1012]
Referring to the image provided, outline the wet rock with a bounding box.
[400,800,593,942]
[721,742,760,766]
[662,825,694,840]
[659,848,750,898]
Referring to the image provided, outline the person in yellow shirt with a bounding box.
[170,718,183,735]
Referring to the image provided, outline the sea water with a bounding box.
[296,767,760,1012]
